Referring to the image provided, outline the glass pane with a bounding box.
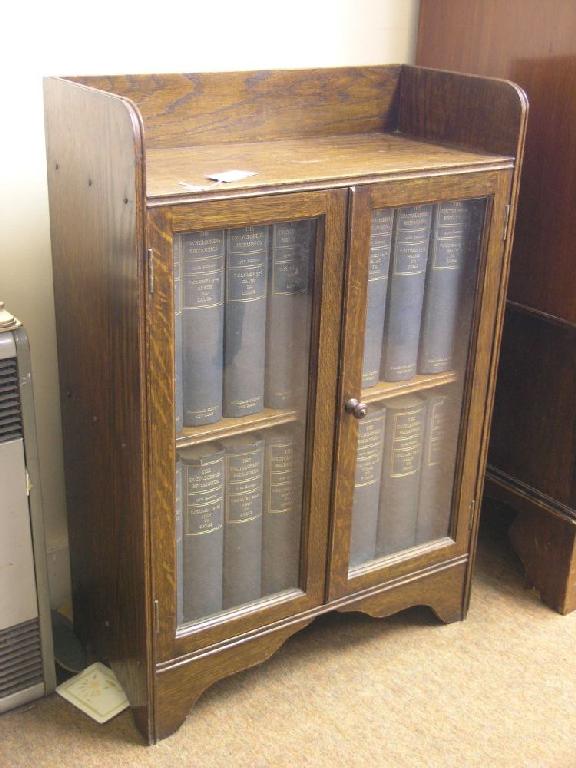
[173,219,315,625]
[349,198,486,570]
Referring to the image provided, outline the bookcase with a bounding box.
[43,66,526,742]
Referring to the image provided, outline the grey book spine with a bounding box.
[180,443,225,622]
[265,220,315,409]
[175,459,184,626]
[382,205,433,381]
[362,209,394,389]
[262,429,303,594]
[174,241,184,432]
[418,201,473,374]
[452,198,487,372]
[223,434,264,608]
[181,230,225,427]
[224,226,269,417]
[377,395,425,556]
[349,406,386,568]
[416,392,459,544]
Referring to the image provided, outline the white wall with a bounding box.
[0,0,419,608]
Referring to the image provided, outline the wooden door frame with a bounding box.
[146,189,348,662]
[328,169,513,600]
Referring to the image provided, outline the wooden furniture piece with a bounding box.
[417,0,576,614]
[44,66,526,742]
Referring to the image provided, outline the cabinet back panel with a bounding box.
[70,67,401,149]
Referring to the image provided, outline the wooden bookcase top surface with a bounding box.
[55,65,524,205]
[146,132,511,201]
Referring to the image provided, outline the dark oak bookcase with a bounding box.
[44,66,526,742]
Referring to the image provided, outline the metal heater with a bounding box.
[0,302,56,713]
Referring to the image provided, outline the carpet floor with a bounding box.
[1,509,575,768]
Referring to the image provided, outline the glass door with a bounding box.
[147,190,347,660]
[328,170,512,599]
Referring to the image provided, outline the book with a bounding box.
[262,428,304,594]
[175,458,184,626]
[181,229,225,427]
[362,209,394,388]
[376,395,425,556]
[418,200,474,374]
[223,433,265,608]
[416,391,459,544]
[174,242,183,432]
[349,405,386,568]
[265,219,315,409]
[179,443,225,622]
[452,198,487,372]
[224,226,269,417]
[381,205,433,381]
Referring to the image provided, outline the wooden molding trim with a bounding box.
[506,300,576,331]
[157,555,468,673]
[485,466,576,525]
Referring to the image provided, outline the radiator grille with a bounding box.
[0,619,44,699]
[0,357,22,443]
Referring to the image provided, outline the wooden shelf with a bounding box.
[362,371,458,405]
[176,407,300,448]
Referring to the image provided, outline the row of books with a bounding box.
[362,198,484,388]
[174,220,315,431]
[175,427,304,624]
[349,389,458,568]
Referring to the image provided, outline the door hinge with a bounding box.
[25,469,32,497]
[502,204,511,241]
[153,599,159,634]
[469,499,476,531]
[147,248,155,294]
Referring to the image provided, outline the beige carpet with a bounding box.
[2,509,576,768]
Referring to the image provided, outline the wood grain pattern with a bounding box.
[399,65,527,158]
[338,559,467,624]
[154,618,313,741]
[145,207,177,667]
[145,133,509,201]
[43,78,152,734]
[70,67,401,149]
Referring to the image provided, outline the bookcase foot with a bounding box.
[152,618,313,742]
[337,561,467,625]
[509,508,576,615]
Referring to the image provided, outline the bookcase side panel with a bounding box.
[44,79,152,738]
[68,67,401,149]
[398,65,528,159]
[398,66,527,315]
